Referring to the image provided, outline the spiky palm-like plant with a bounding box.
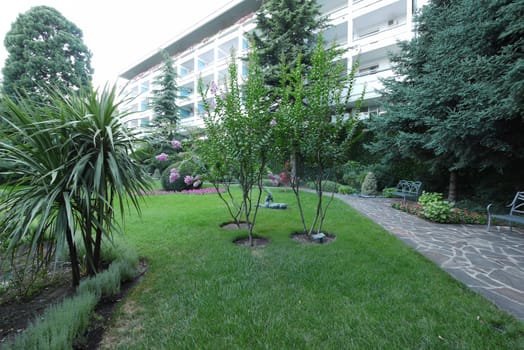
[0,85,151,286]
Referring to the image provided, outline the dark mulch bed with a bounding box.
[291,232,336,244]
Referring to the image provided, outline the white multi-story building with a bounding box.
[119,0,428,131]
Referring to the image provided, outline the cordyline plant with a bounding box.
[0,85,151,287]
[199,49,274,246]
[274,36,364,236]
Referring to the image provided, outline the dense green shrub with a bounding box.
[418,191,443,207]
[338,185,357,195]
[341,161,368,188]
[306,180,340,193]
[382,187,397,198]
[361,172,378,195]
[422,200,454,223]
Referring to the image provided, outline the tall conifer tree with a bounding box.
[150,51,181,140]
[250,0,327,87]
[2,6,92,102]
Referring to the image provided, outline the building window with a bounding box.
[140,81,149,93]
[140,99,149,111]
[140,117,149,127]
[180,109,191,119]
[180,66,188,77]
[198,59,207,70]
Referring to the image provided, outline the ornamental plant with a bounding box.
[0,85,151,287]
[273,35,363,235]
[199,48,273,245]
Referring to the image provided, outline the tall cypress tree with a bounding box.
[250,0,327,87]
[2,6,93,102]
[150,51,181,140]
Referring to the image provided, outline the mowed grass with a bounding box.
[101,189,524,349]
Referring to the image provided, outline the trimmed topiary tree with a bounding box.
[361,172,378,196]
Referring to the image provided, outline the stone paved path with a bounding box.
[336,194,524,321]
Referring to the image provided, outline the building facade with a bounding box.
[119,0,428,131]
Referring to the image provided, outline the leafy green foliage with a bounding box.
[418,191,444,207]
[338,185,357,195]
[199,49,273,244]
[2,6,93,103]
[0,85,151,286]
[250,0,326,87]
[422,200,454,223]
[274,36,362,234]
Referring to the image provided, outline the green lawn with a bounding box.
[101,189,524,349]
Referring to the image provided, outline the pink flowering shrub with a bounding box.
[161,158,204,192]
[170,140,182,149]
[155,153,169,161]
[267,172,279,186]
[139,188,225,196]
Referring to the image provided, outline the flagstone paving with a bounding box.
[336,194,524,321]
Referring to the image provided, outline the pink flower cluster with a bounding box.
[270,118,277,126]
[184,174,202,188]
[169,168,180,183]
[155,153,168,161]
[267,172,279,186]
[170,140,182,149]
[138,188,225,196]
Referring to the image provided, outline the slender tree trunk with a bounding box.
[448,170,458,202]
[65,226,81,287]
[290,152,307,233]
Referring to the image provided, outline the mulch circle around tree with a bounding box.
[220,221,251,230]
[233,236,270,247]
[291,232,336,245]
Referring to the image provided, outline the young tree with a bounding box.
[2,6,93,103]
[199,50,273,245]
[250,0,326,88]
[274,37,362,235]
[367,0,524,201]
[149,51,182,140]
[0,85,151,287]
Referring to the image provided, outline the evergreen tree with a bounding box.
[2,6,93,102]
[250,0,327,87]
[366,0,524,201]
[150,51,181,140]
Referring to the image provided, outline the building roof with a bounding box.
[119,0,262,80]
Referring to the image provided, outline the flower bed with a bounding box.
[139,188,225,196]
[392,201,487,225]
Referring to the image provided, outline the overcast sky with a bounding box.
[0,0,233,87]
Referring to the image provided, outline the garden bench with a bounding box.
[391,180,422,204]
[487,191,524,232]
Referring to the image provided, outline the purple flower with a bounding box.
[184,175,194,185]
[193,180,202,188]
[210,81,218,95]
[169,168,180,183]
[270,118,277,127]
[155,153,168,161]
[170,140,182,149]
